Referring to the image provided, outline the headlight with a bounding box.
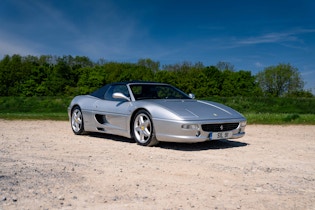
[240,121,247,127]
[181,124,199,130]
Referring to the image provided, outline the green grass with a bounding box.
[205,96,315,114]
[0,96,314,124]
[0,96,71,120]
[0,112,67,120]
[205,96,315,124]
[245,113,315,124]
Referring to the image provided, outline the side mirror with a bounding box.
[188,93,195,99]
[112,92,131,101]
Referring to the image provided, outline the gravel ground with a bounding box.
[0,120,314,210]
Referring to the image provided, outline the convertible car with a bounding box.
[68,81,246,146]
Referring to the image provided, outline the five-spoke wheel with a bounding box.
[71,106,85,135]
[132,110,158,146]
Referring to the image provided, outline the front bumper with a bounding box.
[153,118,246,143]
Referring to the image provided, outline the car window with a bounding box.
[90,85,110,99]
[130,84,190,100]
[104,85,129,101]
[155,86,187,99]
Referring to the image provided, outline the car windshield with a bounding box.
[130,84,190,100]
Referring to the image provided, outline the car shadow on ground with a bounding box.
[88,132,133,144]
[158,139,248,151]
[87,133,248,151]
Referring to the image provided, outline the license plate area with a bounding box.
[210,131,233,140]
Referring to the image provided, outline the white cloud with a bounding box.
[237,28,315,46]
[254,62,264,68]
[238,32,297,45]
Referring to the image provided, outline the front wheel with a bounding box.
[71,106,85,135]
[132,110,158,146]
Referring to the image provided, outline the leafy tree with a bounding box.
[234,70,263,96]
[216,61,235,71]
[0,55,11,96]
[0,54,309,98]
[220,70,236,96]
[0,54,35,96]
[162,61,201,73]
[285,90,313,98]
[137,58,160,73]
[154,70,177,85]
[77,66,105,94]
[256,63,305,96]
[202,66,222,96]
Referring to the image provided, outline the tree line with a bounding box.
[0,54,313,98]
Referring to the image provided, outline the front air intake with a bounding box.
[201,123,239,132]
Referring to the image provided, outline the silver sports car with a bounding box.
[68,81,246,146]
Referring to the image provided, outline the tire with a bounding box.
[71,106,85,135]
[132,110,158,146]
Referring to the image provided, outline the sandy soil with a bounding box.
[0,120,314,210]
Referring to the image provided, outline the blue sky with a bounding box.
[1,0,315,93]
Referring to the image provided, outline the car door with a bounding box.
[93,84,132,134]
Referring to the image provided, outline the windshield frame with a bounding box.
[129,83,191,101]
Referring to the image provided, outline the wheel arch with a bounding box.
[70,104,81,119]
[71,104,81,114]
[129,108,151,137]
[129,108,159,146]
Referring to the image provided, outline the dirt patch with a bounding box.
[1,120,314,209]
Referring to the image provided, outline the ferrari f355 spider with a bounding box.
[68,81,246,146]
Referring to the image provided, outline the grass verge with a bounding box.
[0,112,68,120]
[245,113,315,125]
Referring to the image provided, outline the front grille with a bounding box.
[201,123,239,132]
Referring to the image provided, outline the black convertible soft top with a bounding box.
[89,81,161,99]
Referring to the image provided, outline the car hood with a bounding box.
[149,99,244,120]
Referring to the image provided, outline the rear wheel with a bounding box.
[71,106,85,135]
[132,110,158,146]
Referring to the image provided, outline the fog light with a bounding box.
[182,124,199,130]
